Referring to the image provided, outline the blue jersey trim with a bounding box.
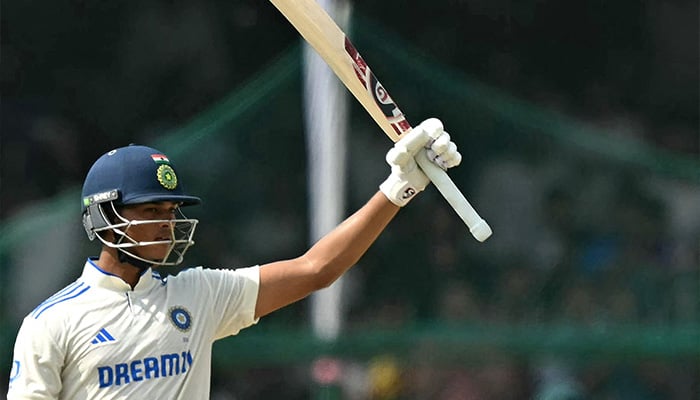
[31,281,83,318]
[87,257,151,277]
[87,258,122,278]
[32,283,91,319]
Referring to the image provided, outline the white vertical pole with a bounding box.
[303,0,351,342]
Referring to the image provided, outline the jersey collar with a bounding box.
[82,258,158,292]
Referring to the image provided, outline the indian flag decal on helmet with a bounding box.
[151,154,170,164]
[157,164,178,190]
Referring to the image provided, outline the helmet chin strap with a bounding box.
[117,249,155,271]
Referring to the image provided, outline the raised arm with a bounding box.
[254,119,463,318]
[255,192,398,318]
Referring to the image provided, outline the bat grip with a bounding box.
[415,150,492,242]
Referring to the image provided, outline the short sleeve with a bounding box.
[7,317,64,399]
[194,266,261,340]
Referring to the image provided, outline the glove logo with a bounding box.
[402,188,416,199]
[157,165,178,190]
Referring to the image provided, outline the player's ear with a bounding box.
[107,205,122,224]
[104,205,125,243]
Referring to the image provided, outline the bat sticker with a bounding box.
[344,37,411,136]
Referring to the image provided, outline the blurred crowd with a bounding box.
[2,1,698,218]
[2,1,297,219]
[2,0,698,399]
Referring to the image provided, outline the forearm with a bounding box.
[255,118,462,319]
[255,192,398,318]
[301,191,399,286]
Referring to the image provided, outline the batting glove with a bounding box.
[380,118,462,207]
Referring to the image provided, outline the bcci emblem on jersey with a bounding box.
[169,307,192,332]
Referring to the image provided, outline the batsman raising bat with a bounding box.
[8,122,460,399]
[8,1,488,398]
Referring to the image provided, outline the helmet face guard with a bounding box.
[83,200,198,266]
[81,145,202,267]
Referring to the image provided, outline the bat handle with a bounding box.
[415,150,492,242]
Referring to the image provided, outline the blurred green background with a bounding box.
[1,1,698,399]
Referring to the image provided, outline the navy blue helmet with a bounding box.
[81,145,200,266]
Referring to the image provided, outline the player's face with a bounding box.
[119,202,180,261]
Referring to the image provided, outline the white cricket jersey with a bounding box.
[8,259,260,399]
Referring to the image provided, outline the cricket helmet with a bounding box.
[81,144,200,267]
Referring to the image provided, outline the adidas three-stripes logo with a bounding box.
[91,328,116,344]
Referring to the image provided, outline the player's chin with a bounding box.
[134,243,171,262]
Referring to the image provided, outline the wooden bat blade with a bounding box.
[270,0,407,142]
[269,0,492,241]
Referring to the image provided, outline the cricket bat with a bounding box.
[269,0,492,242]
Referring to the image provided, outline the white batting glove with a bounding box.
[379,118,462,207]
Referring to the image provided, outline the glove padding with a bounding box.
[379,118,462,207]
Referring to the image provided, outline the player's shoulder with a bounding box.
[26,279,93,322]
[159,266,205,281]
[162,265,258,287]
[156,266,208,287]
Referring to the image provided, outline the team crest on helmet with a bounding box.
[157,164,178,190]
[169,306,192,332]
